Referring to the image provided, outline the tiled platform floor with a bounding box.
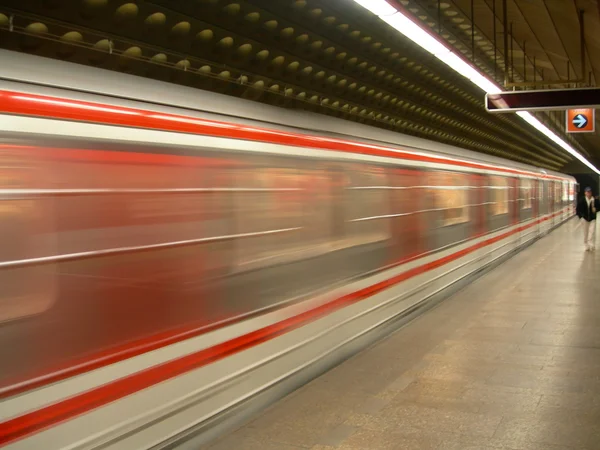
[204,219,600,450]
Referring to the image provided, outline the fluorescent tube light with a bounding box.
[381,13,449,57]
[353,0,397,16]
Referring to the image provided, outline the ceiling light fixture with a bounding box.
[353,0,599,174]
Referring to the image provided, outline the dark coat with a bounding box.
[576,196,600,222]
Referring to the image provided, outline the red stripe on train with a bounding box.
[0,90,569,181]
[0,144,239,168]
[0,208,571,446]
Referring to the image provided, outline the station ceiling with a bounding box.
[0,0,598,173]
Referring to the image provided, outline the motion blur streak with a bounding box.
[0,68,576,449]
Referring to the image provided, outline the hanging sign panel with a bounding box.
[485,88,600,113]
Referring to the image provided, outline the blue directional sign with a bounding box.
[567,109,595,133]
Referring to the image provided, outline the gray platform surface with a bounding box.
[203,220,600,450]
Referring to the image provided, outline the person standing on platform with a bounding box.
[576,187,600,251]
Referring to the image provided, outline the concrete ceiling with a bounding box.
[0,0,598,173]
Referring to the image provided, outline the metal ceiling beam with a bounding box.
[506,6,587,88]
[502,0,508,85]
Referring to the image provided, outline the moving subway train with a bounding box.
[0,51,575,449]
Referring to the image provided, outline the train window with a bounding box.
[430,171,470,227]
[520,178,533,210]
[490,176,509,216]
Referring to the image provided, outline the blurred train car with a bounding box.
[0,51,576,450]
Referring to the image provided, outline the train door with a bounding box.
[344,164,392,277]
[329,166,347,242]
[519,177,534,242]
[538,180,547,233]
[551,180,556,214]
[560,181,566,222]
[229,158,315,312]
[520,178,534,223]
[544,180,551,232]
[558,181,564,221]
[508,176,520,247]
[549,180,556,227]
[532,179,540,237]
[510,177,519,226]
[532,179,539,219]
[426,170,473,251]
[564,181,570,219]
[471,173,487,237]
[314,164,352,282]
[487,175,510,233]
[0,147,56,383]
[389,167,425,263]
[0,157,57,324]
[288,161,347,291]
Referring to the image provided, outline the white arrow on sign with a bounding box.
[573,114,588,128]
